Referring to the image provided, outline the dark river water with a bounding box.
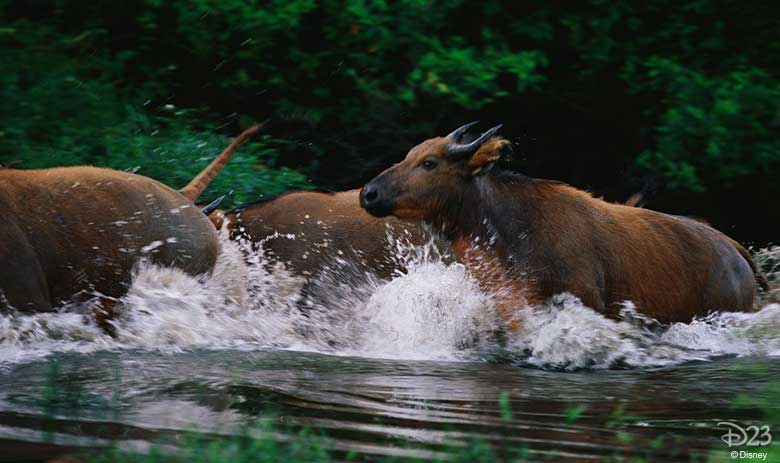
[1,239,778,462]
[1,351,779,462]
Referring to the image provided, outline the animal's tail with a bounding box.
[179,122,265,202]
[729,238,772,293]
[624,192,645,208]
[624,177,659,208]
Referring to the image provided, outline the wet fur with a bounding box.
[0,167,218,313]
[458,173,758,322]
[0,124,259,317]
[363,135,764,323]
[212,189,427,279]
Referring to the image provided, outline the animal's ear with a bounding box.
[467,138,509,176]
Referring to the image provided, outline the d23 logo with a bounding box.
[717,422,772,447]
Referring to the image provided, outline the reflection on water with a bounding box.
[1,351,778,461]
[0,232,778,460]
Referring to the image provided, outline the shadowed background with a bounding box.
[1,0,778,246]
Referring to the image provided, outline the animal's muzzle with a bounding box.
[360,182,394,217]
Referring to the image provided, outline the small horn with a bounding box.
[201,195,227,216]
[445,121,480,142]
[0,160,24,170]
[446,124,503,156]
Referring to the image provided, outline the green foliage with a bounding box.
[636,61,780,192]
[498,391,512,421]
[87,423,334,463]
[707,381,780,463]
[123,0,552,119]
[0,21,309,207]
[560,0,780,193]
[564,404,588,423]
[1,0,779,208]
[409,42,547,109]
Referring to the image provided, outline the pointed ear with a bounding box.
[467,138,509,175]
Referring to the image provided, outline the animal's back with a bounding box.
[608,205,754,318]
[524,183,757,321]
[0,166,218,311]
[229,189,424,278]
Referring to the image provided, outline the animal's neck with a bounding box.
[445,174,541,328]
[447,175,534,258]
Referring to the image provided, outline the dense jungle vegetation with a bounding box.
[1,0,778,245]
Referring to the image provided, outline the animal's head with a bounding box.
[360,122,508,220]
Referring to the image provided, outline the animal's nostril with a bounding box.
[363,187,379,203]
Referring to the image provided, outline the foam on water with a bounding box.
[1,230,778,370]
[343,261,499,360]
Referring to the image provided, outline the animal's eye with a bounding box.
[421,159,437,171]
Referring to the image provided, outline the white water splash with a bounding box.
[345,261,499,360]
[511,293,780,369]
[1,232,779,370]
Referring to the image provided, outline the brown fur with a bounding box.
[0,126,259,319]
[0,167,218,314]
[361,132,763,325]
[726,236,771,292]
[212,189,427,279]
[451,238,535,331]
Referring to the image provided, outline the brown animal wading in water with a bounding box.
[208,189,427,280]
[0,124,261,325]
[360,122,770,326]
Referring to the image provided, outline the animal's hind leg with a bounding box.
[704,256,756,312]
[0,225,52,313]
